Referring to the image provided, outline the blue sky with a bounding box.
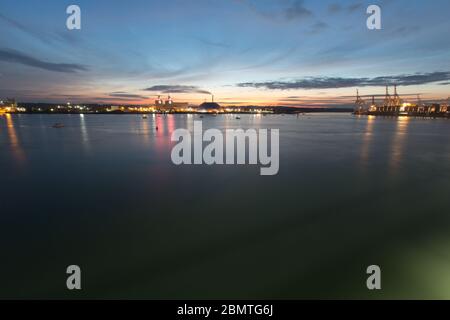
[0,0,449,107]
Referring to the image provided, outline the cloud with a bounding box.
[0,13,50,44]
[328,3,342,13]
[285,0,313,20]
[0,13,79,46]
[0,48,88,73]
[92,97,144,103]
[347,2,363,13]
[236,0,312,21]
[309,21,329,34]
[390,26,421,37]
[326,2,363,15]
[237,72,450,90]
[193,37,230,49]
[109,92,148,99]
[143,85,211,95]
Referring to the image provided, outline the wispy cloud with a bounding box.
[328,3,342,13]
[109,92,148,99]
[327,2,363,14]
[236,0,313,22]
[143,85,211,95]
[0,48,88,73]
[192,36,231,49]
[285,0,313,20]
[237,72,450,90]
[90,97,146,103]
[309,21,329,34]
[0,13,50,44]
[347,2,363,13]
[0,13,79,46]
[390,25,421,37]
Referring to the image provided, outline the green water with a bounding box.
[1,113,450,299]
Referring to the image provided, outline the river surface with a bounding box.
[1,113,450,299]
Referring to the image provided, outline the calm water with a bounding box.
[1,113,450,299]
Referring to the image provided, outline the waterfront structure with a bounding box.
[354,86,450,117]
[155,95,164,107]
[441,98,449,113]
[383,86,392,110]
[393,85,402,107]
[197,95,221,113]
[107,106,122,112]
[354,89,367,114]
[165,102,190,112]
[154,95,189,112]
[0,99,17,113]
[198,102,221,113]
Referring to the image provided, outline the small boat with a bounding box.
[236,116,241,120]
[52,123,64,128]
[199,115,204,118]
[142,115,148,119]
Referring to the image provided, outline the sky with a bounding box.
[0,0,449,108]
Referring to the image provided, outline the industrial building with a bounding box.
[0,99,17,113]
[354,86,450,117]
[154,95,189,112]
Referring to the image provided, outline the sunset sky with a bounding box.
[1,0,450,107]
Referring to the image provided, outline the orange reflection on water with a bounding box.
[141,117,150,146]
[360,115,375,169]
[155,115,165,137]
[389,116,410,173]
[167,114,175,135]
[5,114,26,165]
[154,115,174,162]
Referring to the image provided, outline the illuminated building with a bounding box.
[153,95,189,112]
[107,106,122,112]
[198,95,221,113]
[0,99,17,113]
[197,102,221,113]
[441,98,449,113]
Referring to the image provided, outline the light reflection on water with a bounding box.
[4,114,26,165]
[79,114,91,153]
[1,113,450,299]
[389,116,410,174]
[359,115,375,171]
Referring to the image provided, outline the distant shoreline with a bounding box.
[3,105,353,115]
[3,110,353,115]
[355,112,450,119]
